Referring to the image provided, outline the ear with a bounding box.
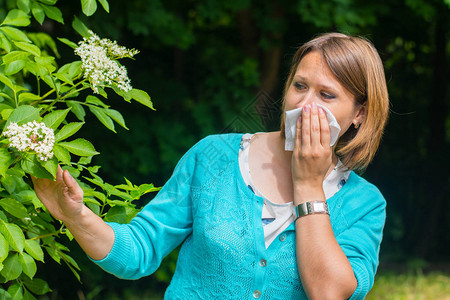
[352,103,366,127]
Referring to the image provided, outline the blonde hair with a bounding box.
[280,33,389,172]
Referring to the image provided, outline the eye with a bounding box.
[294,82,306,90]
[321,91,336,100]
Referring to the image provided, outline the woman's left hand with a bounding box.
[291,103,333,202]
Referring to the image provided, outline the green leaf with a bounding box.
[81,0,97,16]
[16,190,43,210]
[4,60,27,75]
[54,73,73,85]
[31,3,45,25]
[0,288,12,300]
[0,221,25,253]
[0,175,16,194]
[85,200,100,215]
[86,95,108,108]
[68,61,82,78]
[0,31,12,52]
[89,106,115,132]
[41,4,63,24]
[52,144,71,165]
[139,183,160,194]
[23,277,51,295]
[66,101,85,121]
[0,198,28,219]
[42,108,71,129]
[98,0,110,12]
[0,254,21,281]
[0,148,12,177]
[56,37,78,49]
[72,16,90,38]
[38,0,57,4]
[55,122,84,141]
[23,289,37,300]
[13,41,41,57]
[18,92,40,103]
[0,233,8,263]
[5,105,40,127]
[20,252,36,278]
[21,156,53,180]
[104,206,127,223]
[2,51,31,64]
[44,246,60,264]
[24,239,44,262]
[105,109,128,130]
[40,156,58,178]
[0,26,31,42]
[34,56,55,73]
[7,283,22,300]
[1,9,30,27]
[0,74,15,90]
[129,89,155,110]
[58,139,99,156]
[17,0,31,13]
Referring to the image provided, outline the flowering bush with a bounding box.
[0,1,158,298]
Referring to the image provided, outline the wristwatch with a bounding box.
[294,201,329,221]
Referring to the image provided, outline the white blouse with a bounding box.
[238,133,351,249]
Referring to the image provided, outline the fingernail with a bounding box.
[303,105,310,112]
[319,107,325,115]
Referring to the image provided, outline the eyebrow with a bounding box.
[293,75,340,93]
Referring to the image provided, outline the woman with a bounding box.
[33,33,389,299]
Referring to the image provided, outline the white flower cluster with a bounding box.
[3,121,55,161]
[74,31,139,94]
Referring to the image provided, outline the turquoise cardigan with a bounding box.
[93,133,386,299]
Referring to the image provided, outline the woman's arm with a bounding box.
[292,104,357,299]
[32,166,114,260]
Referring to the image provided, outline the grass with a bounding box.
[367,270,450,300]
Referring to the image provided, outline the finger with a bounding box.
[62,170,83,199]
[310,103,321,147]
[319,107,331,146]
[301,104,311,148]
[56,165,64,183]
[294,115,302,150]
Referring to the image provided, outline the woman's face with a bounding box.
[284,51,365,137]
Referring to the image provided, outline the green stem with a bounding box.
[30,230,59,240]
[37,77,40,97]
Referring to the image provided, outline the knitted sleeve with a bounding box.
[90,137,206,280]
[336,179,386,300]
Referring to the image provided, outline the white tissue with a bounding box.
[284,104,341,151]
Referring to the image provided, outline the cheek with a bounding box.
[327,108,354,136]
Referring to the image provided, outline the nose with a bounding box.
[296,90,315,108]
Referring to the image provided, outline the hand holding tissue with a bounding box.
[284,104,341,151]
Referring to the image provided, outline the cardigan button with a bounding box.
[259,259,267,267]
[279,233,287,242]
[253,290,261,298]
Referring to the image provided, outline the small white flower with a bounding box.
[74,31,139,94]
[2,121,55,161]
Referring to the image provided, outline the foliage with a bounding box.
[367,270,450,299]
[0,0,158,298]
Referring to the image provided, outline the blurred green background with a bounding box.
[8,0,450,298]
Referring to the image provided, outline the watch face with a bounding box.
[295,201,329,219]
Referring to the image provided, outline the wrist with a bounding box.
[293,185,325,205]
[62,204,91,228]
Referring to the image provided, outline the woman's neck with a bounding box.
[267,131,338,178]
